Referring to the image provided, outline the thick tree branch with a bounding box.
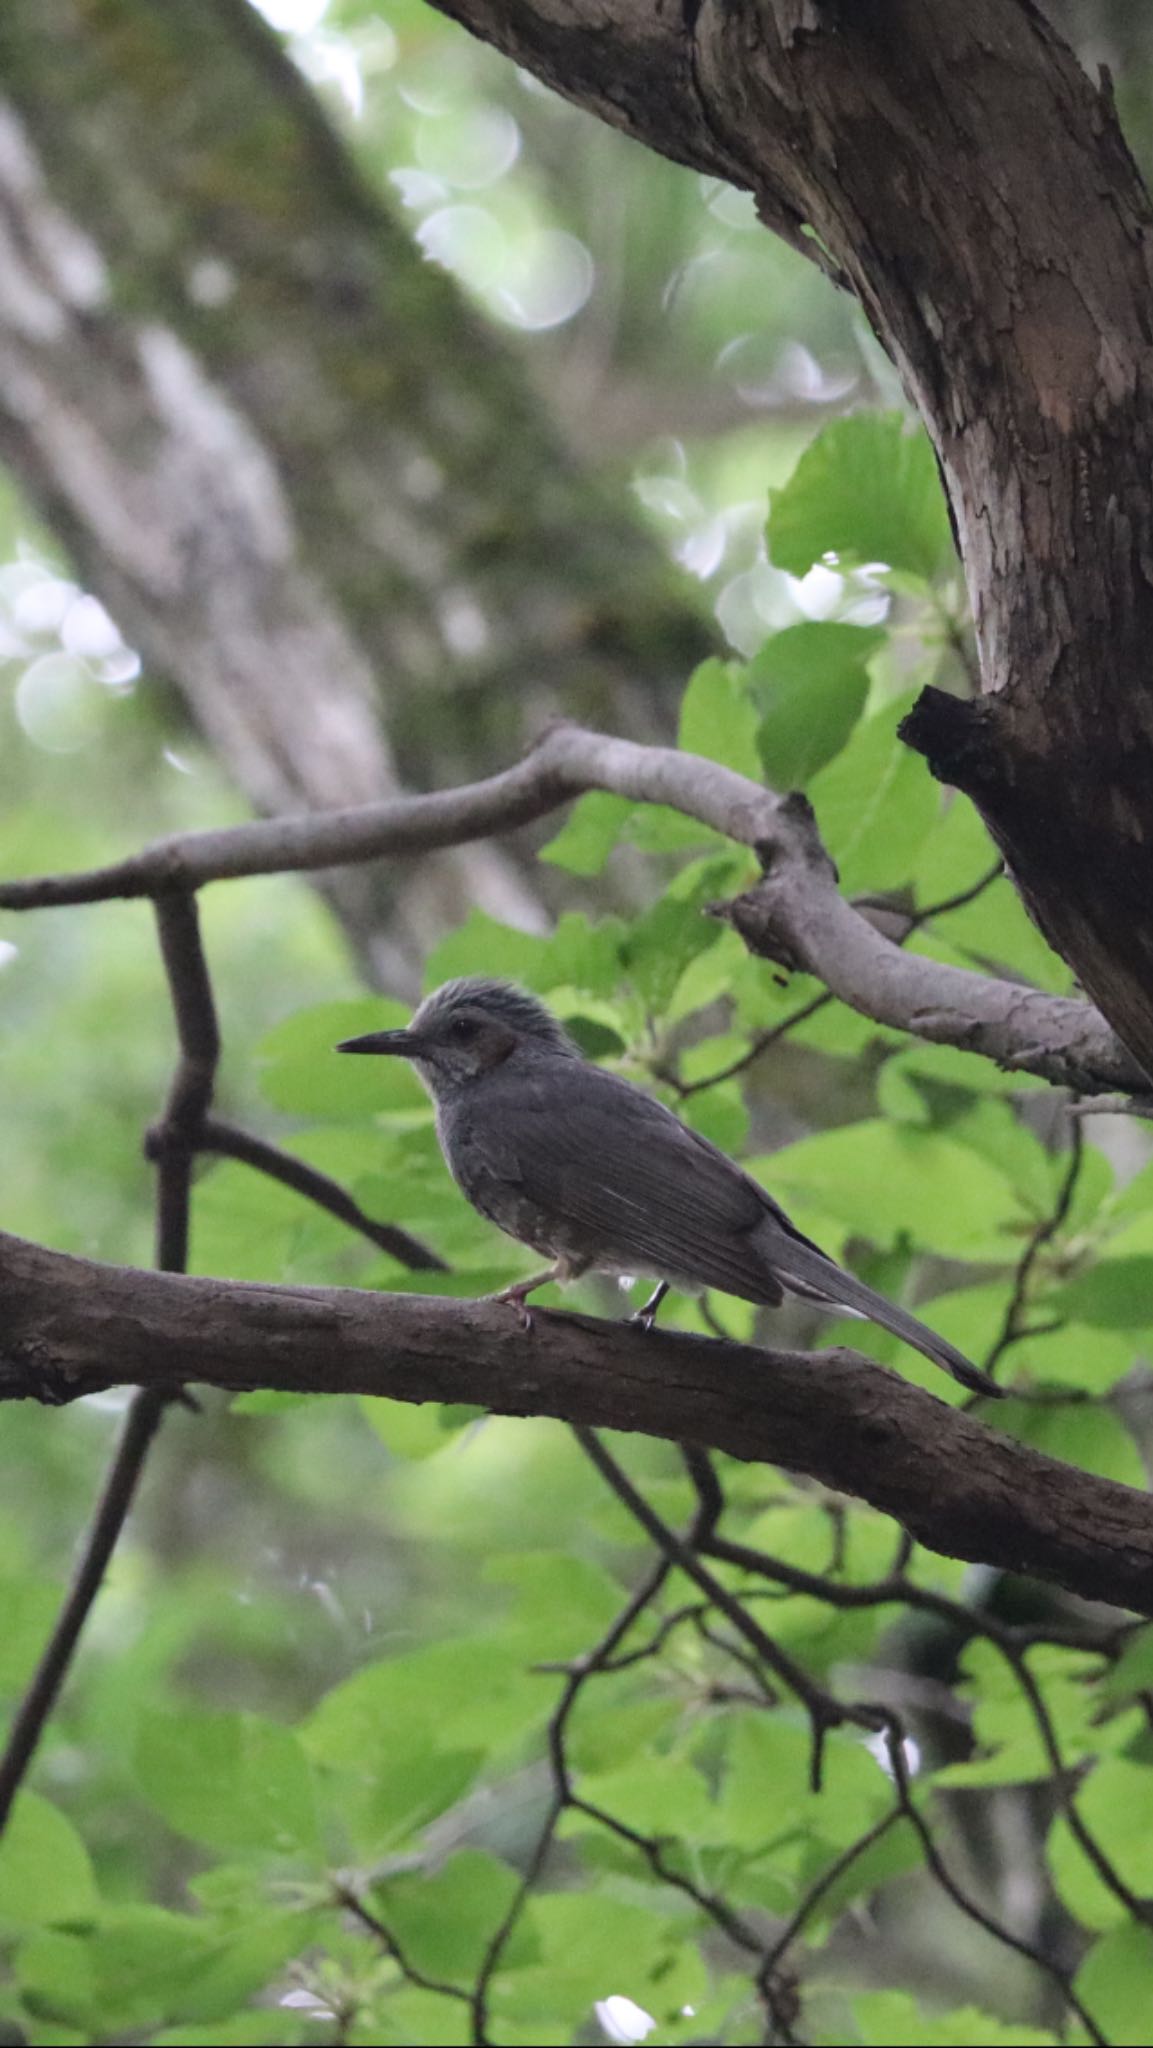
[427,0,1153,1080]
[3,1227,1152,1617]
[0,723,1139,1096]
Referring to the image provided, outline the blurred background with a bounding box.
[1,3,1153,2041]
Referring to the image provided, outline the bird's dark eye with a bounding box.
[448,1016,480,1043]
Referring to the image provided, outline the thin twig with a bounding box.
[673,993,832,1097]
[982,1121,1085,1381]
[147,891,221,1272]
[574,1430,884,1782]
[197,1118,447,1271]
[0,1388,167,1829]
[881,1724,1108,2047]
[0,891,221,1835]
[759,1805,903,1977]
[335,1883,472,2005]
[469,1553,676,2044]
[697,1525,1144,1932]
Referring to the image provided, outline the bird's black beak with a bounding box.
[336,1029,422,1057]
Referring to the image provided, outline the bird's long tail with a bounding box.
[768,1238,1002,1398]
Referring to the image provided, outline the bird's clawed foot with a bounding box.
[491,1265,560,1333]
[491,1282,536,1332]
[629,1282,669,1332]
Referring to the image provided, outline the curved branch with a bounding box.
[428,0,1153,1081]
[0,723,1139,1096]
[2,1226,1152,1617]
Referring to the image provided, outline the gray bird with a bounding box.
[337,976,1001,1398]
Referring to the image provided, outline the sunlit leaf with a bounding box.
[768,412,953,582]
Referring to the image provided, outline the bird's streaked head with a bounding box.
[335,976,581,1092]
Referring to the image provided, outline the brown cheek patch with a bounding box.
[478,1029,517,1072]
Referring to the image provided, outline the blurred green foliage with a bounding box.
[2,3,1153,2046]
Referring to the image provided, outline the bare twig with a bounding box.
[574,1428,883,1781]
[147,891,221,1272]
[982,1122,1085,1381]
[335,1883,472,2006]
[0,1388,167,1830]
[880,1725,1108,2047]
[469,1541,685,2043]
[197,1119,447,1271]
[0,891,222,1834]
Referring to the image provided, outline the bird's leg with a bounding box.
[491,1263,567,1333]
[630,1281,669,1332]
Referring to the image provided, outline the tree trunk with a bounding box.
[429,0,1153,1078]
[0,0,713,978]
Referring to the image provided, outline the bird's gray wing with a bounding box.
[467,1060,789,1304]
[456,1058,1001,1394]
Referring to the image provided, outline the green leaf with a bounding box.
[360,1395,465,1459]
[372,1850,528,1983]
[768,411,953,582]
[135,1708,320,1857]
[486,1551,625,1660]
[503,1890,680,2023]
[758,1119,1022,1260]
[619,896,719,1012]
[624,804,720,853]
[1103,1623,1153,1701]
[680,1079,749,1155]
[0,1578,59,1694]
[1056,1256,1153,1330]
[808,691,940,893]
[1000,1400,1144,1489]
[936,1642,1137,1790]
[154,2021,309,2047]
[258,1000,426,1117]
[1047,1757,1153,1930]
[748,622,881,788]
[301,1637,545,1846]
[843,1991,1057,2045]
[677,656,761,771]
[305,1637,543,1757]
[1075,1924,1153,2045]
[921,1283,1135,1395]
[0,1793,98,1929]
[911,791,1000,902]
[791,1817,922,1943]
[715,1715,885,1853]
[569,1756,716,1843]
[927,876,1075,994]
[539,792,634,874]
[425,912,548,991]
[543,911,624,997]
[878,1044,1048,1120]
[18,1904,311,2037]
[14,1929,95,2027]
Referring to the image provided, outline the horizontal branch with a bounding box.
[3,1227,1152,1616]
[0,724,1139,1097]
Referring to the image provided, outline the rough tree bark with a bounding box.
[3,1226,1151,1616]
[427,0,1153,1082]
[0,0,713,977]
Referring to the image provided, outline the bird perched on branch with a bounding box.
[337,976,1001,1399]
